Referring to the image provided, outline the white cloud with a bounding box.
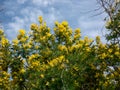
[5,11,15,16]
[78,16,106,43]
[3,0,107,43]
[5,5,62,40]
[31,0,56,6]
[0,24,3,29]
[44,7,62,25]
[5,7,44,40]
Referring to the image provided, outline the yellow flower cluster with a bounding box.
[23,43,32,49]
[39,64,49,71]
[1,37,9,47]
[17,30,28,43]
[58,45,68,52]
[46,32,51,37]
[48,55,65,67]
[100,53,107,59]
[0,70,10,89]
[28,54,41,70]
[30,61,40,69]
[30,23,38,31]
[54,21,72,41]
[74,28,81,40]
[28,54,39,61]
[20,37,28,43]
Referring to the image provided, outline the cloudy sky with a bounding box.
[0,0,107,42]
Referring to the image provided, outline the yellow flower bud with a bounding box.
[0,30,4,35]
[39,16,43,23]
[96,36,100,44]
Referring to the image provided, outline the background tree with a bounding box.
[97,0,120,45]
[97,1,120,89]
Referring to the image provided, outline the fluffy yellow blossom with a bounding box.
[0,78,2,82]
[68,46,73,52]
[35,45,39,49]
[115,51,119,56]
[20,78,23,81]
[99,43,106,49]
[58,24,65,31]
[22,60,25,63]
[74,34,80,40]
[48,59,57,67]
[100,53,107,59]
[31,23,38,30]
[79,39,84,44]
[84,36,89,43]
[40,74,44,78]
[48,56,65,67]
[29,54,36,61]
[61,21,68,27]
[20,68,25,73]
[46,32,51,37]
[108,49,112,53]
[59,55,64,60]
[31,61,40,67]
[110,73,114,78]
[58,45,67,52]
[40,64,49,71]
[104,81,109,87]
[90,64,96,70]
[74,80,79,86]
[43,22,47,27]
[113,71,119,76]
[23,43,32,49]
[75,28,80,33]
[46,81,49,86]
[40,36,46,41]
[60,63,65,69]
[12,39,19,45]
[1,38,9,46]
[85,47,91,52]
[19,29,26,35]
[51,78,55,82]
[20,37,27,43]
[0,30,4,35]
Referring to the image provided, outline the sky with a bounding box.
[0,0,107,42]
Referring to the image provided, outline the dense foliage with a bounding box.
[0,16,120,90]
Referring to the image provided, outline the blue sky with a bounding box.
[0,0,107,42]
